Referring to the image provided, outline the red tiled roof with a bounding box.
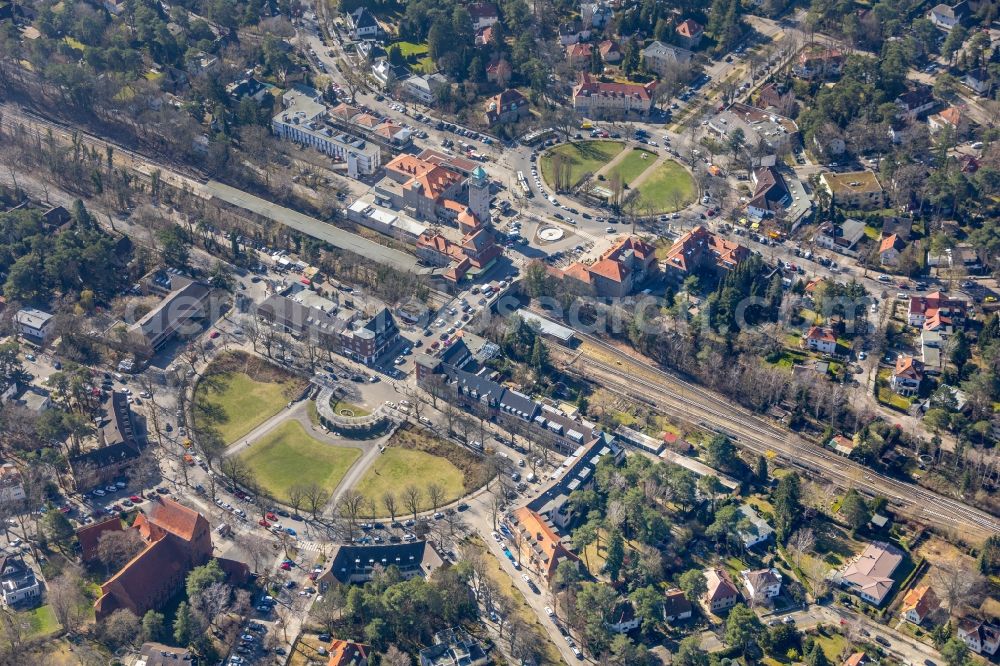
[894,355,923,380]
[76,517,123,562]
[511,507,578,579]
[676,19,703,37]
[805,326,836,343]
[145,497,207,542]
[901,585,938,619]
[573,72,656,102]
[588,258,628,283]
[843,652,867,666]
[664,226,749,273]
[879,233,904,254]
[566,43,593,58]
[327,638,370,666]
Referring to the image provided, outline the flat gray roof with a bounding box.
[205,181,427,274]
[517,309,575,342]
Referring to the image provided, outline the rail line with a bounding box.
[553,327,999,538]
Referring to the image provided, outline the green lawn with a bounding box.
[20,605,60,639]
[239,421,361,502]
[635,159,697,212]
[332,399,370,417]
[813,631,849,662]
[540,140,625,189]
[606,148,656,186]
[354,448,465,515]
[394,41,428,57]
[195,372,291,444]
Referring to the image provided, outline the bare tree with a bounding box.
[401,485,422,522]
[426,482,445,514]
[336,489,365,540]
[303,482,330,519]
[47,569,86,635]
[933,564,985,615]
[381,491,398,524]
[287,484,306,516]
[97,529,146,574]
[787,528,816,568]
[380,645,410,666]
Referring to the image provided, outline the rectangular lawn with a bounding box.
[355,448,465,515]
[239,421,360,502]
[635,159,697,212]
[606,148,655,186]
[196,373,291,444]
[540,140,624,189]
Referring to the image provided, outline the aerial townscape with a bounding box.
[3,0,1000,664]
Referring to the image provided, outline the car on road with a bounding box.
[875,636,891,647]
[544,606,554,616]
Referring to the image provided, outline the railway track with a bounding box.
[554,328,1000,539]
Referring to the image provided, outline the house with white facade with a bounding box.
[14,308,54,343]
[741,568,782,602]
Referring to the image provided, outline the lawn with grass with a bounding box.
[540,140,624,189]
[331,399,370,417]
[395,41,428,57]
[20,605,60,639]
[353,425,489,515]
[196,373,290,443]
[239,421,360,502]
[813,630,848,662]
[635,159,697,212]
[605,148,656,186]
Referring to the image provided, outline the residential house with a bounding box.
[403,74,449,104]
[921,329,944,372]
[0,556,40,608]
[558,235,657,298]
[14,308,54,343]
[928,1,970,30]
[757,83,798,115]
[928,106,968,137]
[676,19,704,48]
[814,219,867,252]
[485,59,512,84]
[739,505,774,547]
[662,226,750,279]
[419,628,488,666]
[741,568,782,602]
[879,234,906,266]
[507,508,580,585]
[525,436,623,530]
[662,588,694,622]
[965,68,991,96]
[829,435,856,456]
[129,272,212,351]
[908,292,966,329]
[901,585,939,625]
[607,599,641,634]
[747,166,791,220]
[836,541,904,605]
[957,618,1000,655]
[467,2,499,31]
[641,41,694,76]
[820,171,885,211]
[484,89,530,126]
[571,72,656,118]
[843,653,868,666]
[318,542,445,585]
[475,25,495,47]
[371,59,408,90]
[581,1,613,29]
[93,498,244,619]
[327,639,370,666]
[704,568,740,612]
[0,464,25,504]
[566,42,593,68]
[891,356,924,396]
[69,441,141,492]
[349,7,381,39]
[599,40,622,64]
[895,85,936,120]
[793,45,845,79]
[558,20,590,45]
[226,76,270,102]
[803,326,837,354]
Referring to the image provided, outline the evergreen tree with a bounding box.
[605,529,625,581]
[805,642,831,666]
[773,473,801,543]
[173,601,194,646]
[840,488,871,531]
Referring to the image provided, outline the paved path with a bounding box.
[627,152,670,190]
[591,144,635,180]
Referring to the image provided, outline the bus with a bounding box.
[520,127,555,146]
[516,171,532,197]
